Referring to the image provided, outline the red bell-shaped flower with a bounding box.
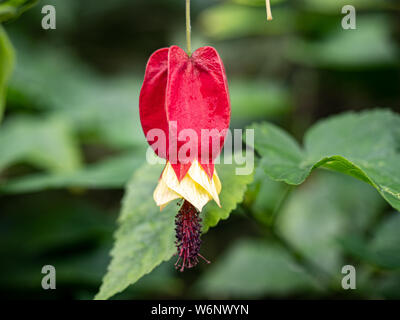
[139,45,230,182]
[139,45,230,271]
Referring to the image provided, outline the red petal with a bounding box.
[166,46,230,179]
[139,46,230,181]
[170,162,192,182]
[199,163,215,180]
[139,48,169,159]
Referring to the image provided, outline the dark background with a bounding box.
[0,0,399,299]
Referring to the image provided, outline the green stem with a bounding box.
[268,185,293,227]
[185,0,192,55]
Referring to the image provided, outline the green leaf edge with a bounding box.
[202,168,254,232]
[0,24,15,122]
[93,165,176,300]
[247,112,400,212]
[94,161,254,300]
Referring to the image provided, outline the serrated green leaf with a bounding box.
[202,160,254,232]
[95,163,178,300]
[196,239,318,298]
[0,115,81,173]
[0,24,14,122]
[0,152,144,193]
[248,110,400,212]
[96,158,254,299]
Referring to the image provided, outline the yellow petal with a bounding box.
[161,161,211,212]
[153,175,181,210]
[213,168,222,194]
[153,161,223,212]
[188,160,221,207]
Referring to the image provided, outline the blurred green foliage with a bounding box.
[287,16,399,68]
[0,115,81,173]
[0,0,38,23]
[96,159,253,300]
[249,110,400,211]
[196,239,319,298]
[0,24,14,121]
[0,0,399,300]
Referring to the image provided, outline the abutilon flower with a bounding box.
[139,45,230,271]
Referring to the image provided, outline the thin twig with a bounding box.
[266,0,273,21]
[185,0,191,55]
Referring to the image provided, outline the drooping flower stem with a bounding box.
[175,200,210,271]
[185,0,192,55]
